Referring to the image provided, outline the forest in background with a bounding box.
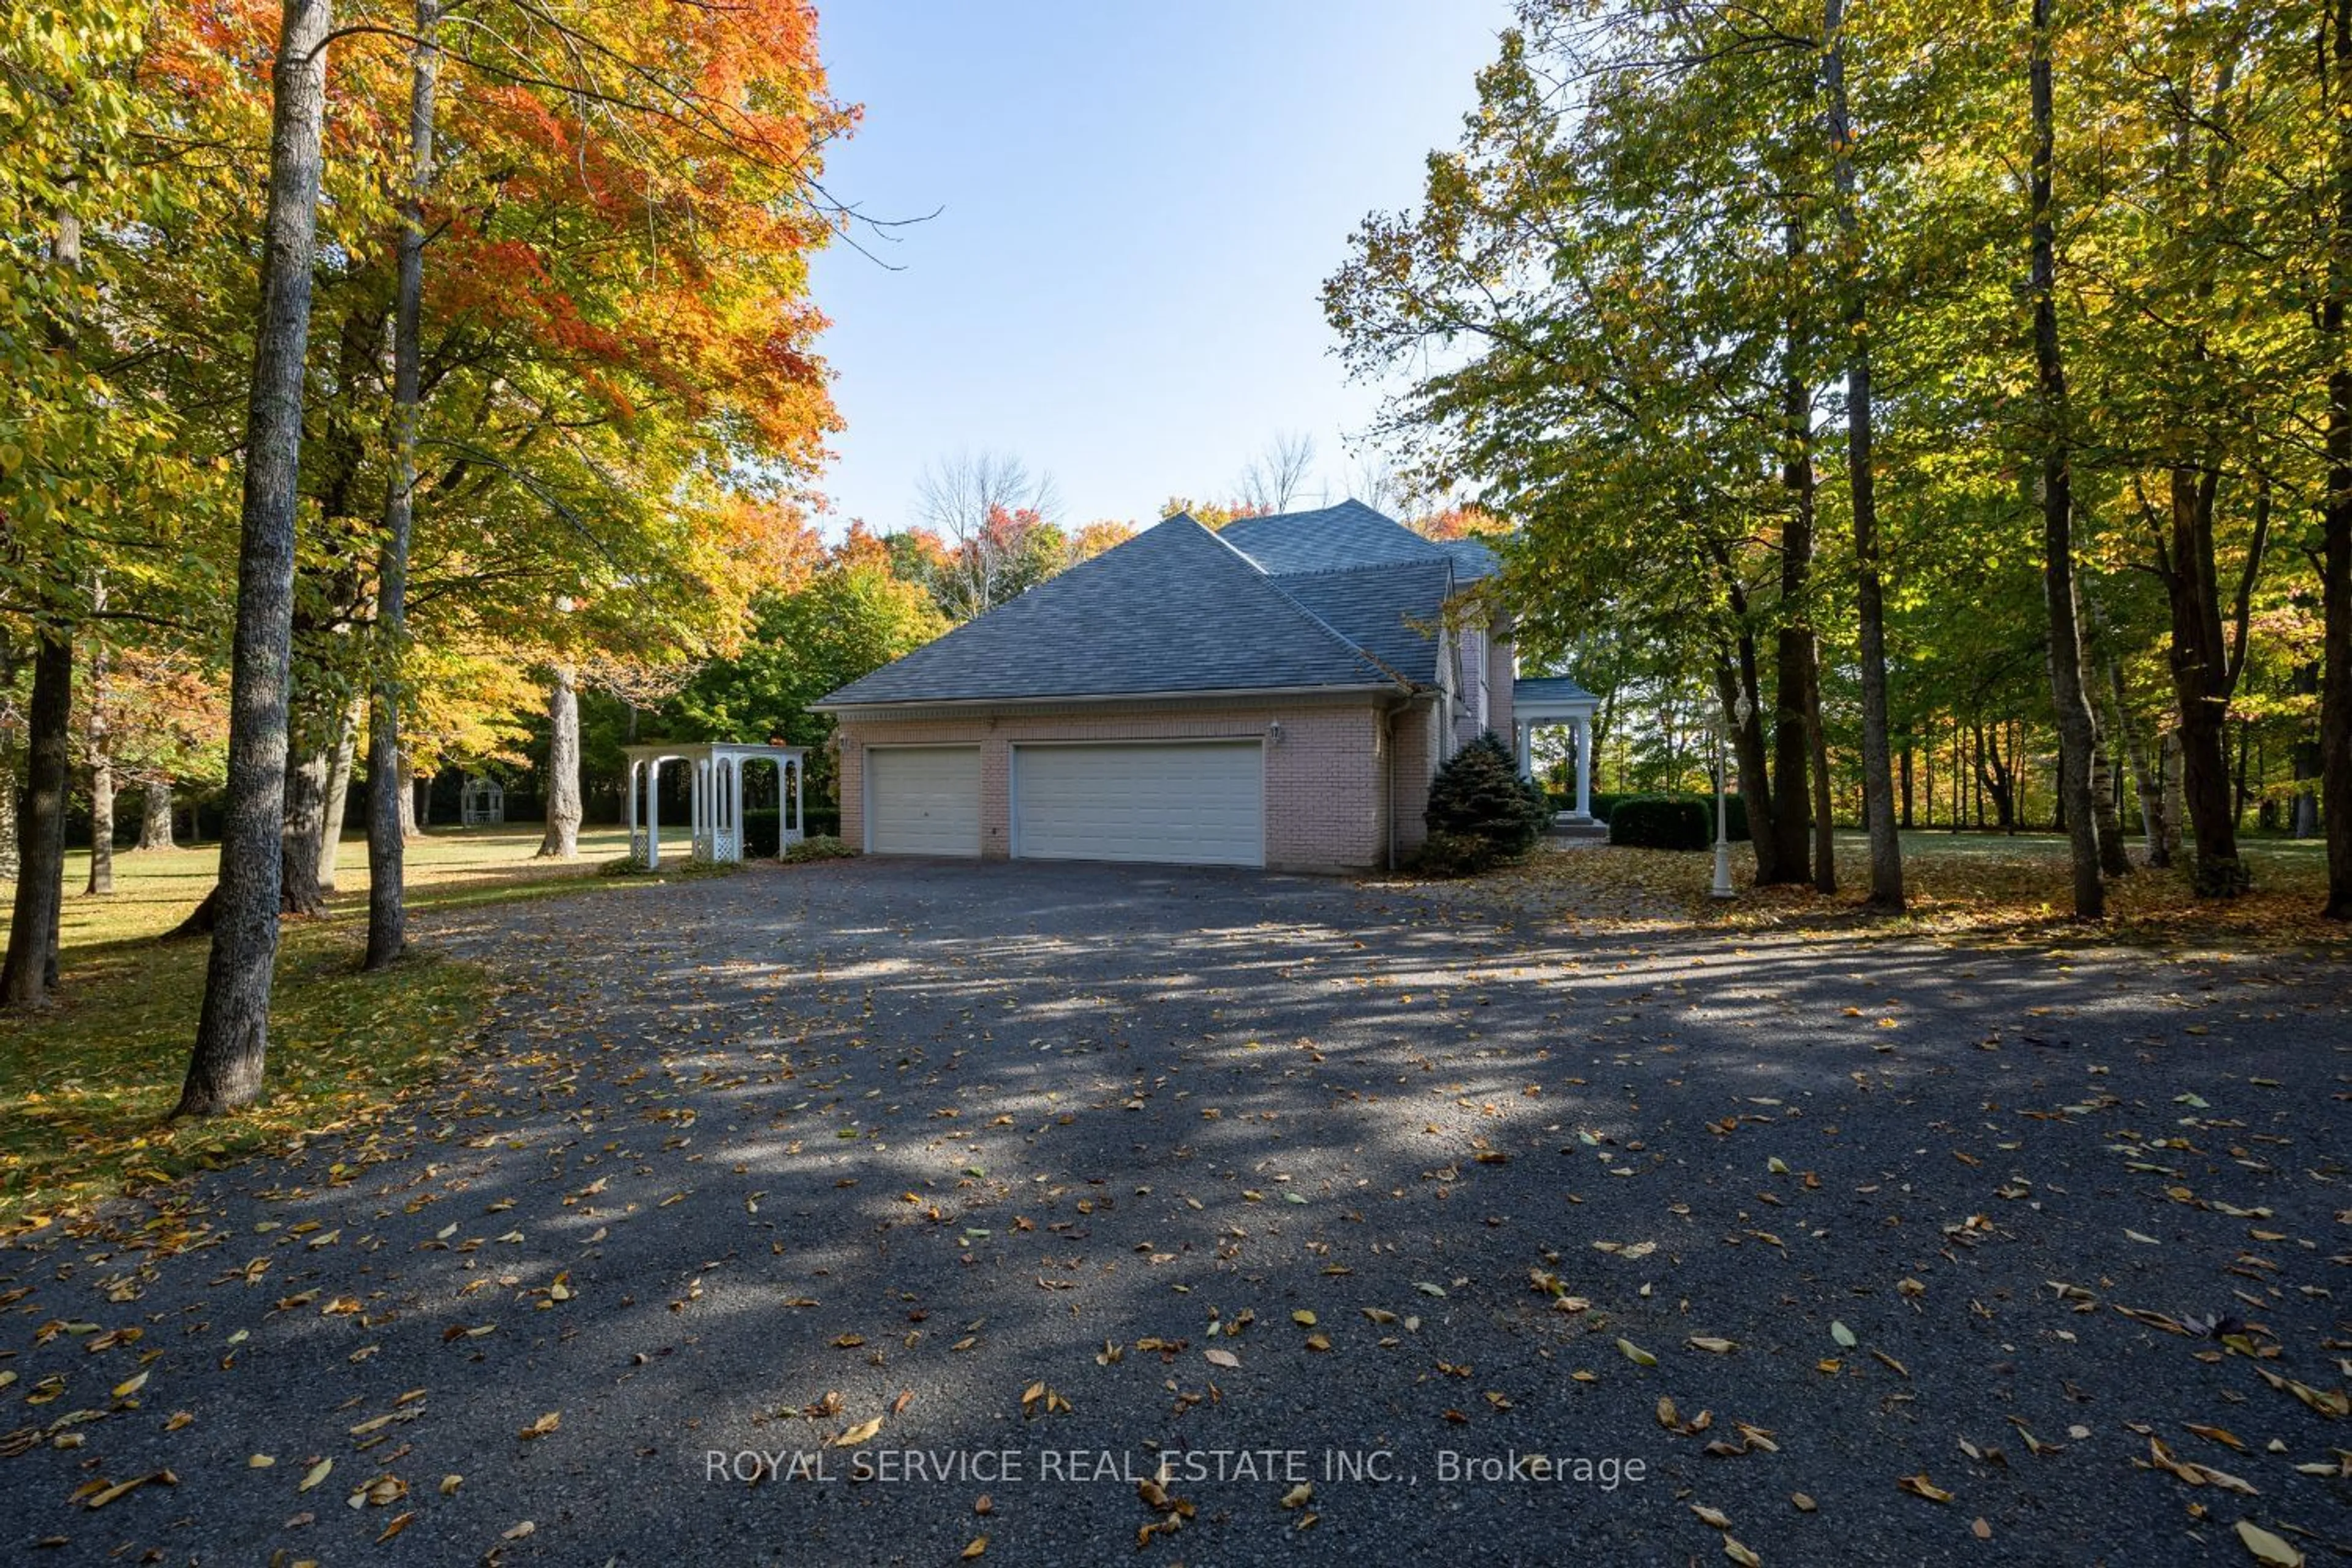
[1327,0,2352,919]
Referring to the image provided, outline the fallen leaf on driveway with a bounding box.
[2234,1520,2302,1566]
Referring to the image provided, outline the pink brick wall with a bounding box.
[1390,698,1439,856]
[1487,611,1515,745]
[836,702,1412,873]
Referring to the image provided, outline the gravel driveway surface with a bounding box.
[4,857,2346,1566]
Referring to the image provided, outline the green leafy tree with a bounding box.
[668,556,946,804]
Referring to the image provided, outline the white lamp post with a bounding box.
[1711,698,1740,900]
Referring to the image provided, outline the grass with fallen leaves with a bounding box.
[1388,829,2347,950]
[0,826,632,1231]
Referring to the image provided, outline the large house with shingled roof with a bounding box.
[813,501,1596,872]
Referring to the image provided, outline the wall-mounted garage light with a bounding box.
[1265,720,1286,745]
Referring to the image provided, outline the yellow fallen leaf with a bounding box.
[962,1536,989,1559]
[1293,1311,1317,1327]
[1616,1338,1657,1367]
[111,1372,148,1399]
[831,1417,884,1448]
[299,1458,333,1492]
[1688,1336,1738,1354]
[1205,1348,1241,1369]
[1725,1536,1761,1567]
[519,1411,560,1440]
[1898,1472,1953,1504]
[2234,1520,2302,1566]
[1281,1483,1313,1509]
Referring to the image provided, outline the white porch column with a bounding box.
[644,758,661,867]
[791,756,804,850]
[1574,717,1593,818]
[693,757,707,858]
[1515,720,1531,774]
[729,758,744,862]
[626,759,639,841]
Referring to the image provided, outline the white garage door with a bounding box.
[1013,742,1263,867]
[867,746,981,857]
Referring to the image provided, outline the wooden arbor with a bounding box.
[620,742,807,868]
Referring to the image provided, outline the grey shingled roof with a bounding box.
[1272,560,1450,686]
[1515,674,1599,704]
[1440,537,1502,581]
[813,516,1397,709]
[1219,499,1450,576]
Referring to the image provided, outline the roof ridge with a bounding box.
[1188,518,1408,688]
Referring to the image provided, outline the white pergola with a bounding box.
[622,742,807,869]
[1513,676,1600,821]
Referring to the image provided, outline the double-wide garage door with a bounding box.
[1014,741,1263,867]
[863,740,1265,867]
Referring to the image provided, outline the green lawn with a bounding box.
[0,826,632,1233]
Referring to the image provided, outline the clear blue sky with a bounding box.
[805,2,1515,534]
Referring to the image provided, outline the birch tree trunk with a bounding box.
[177,0,333,1117]
[367,0,439,970]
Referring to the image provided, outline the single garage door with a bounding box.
[867,746,981,856]
[1013,741,1263,867]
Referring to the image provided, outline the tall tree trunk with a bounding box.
[83,605,113,895]
[278,736,331,917]
[367,0,439,970]
[85,755,115,896]
[2111,662,2168,865]
[2290,659,2321,837]
[317,698,358,889]
[2324,0,2352,918]
[1717,651,1774,880]
[2028,0,2104,918]
[1768,206,1818,886]
[2,633,73,1005]
[1823,0,1902,910]
[397,753,421,839]
[2163,467,2251,893]
[2088,715,2130,875]
[177,0,333,1118]
[137,783,175,851]
[537,661,581,858]
[0,756,17,880]
[1805,655,1836,892]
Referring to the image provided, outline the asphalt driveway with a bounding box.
[3,857,2347,1566]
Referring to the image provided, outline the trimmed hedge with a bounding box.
[1607,794,1710,851]
[744,805,842,856]
[1608,790,1759,851]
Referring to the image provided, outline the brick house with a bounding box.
[812,501,1593,872]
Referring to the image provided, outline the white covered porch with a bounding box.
[622,742,808,868]
[1512,676,1599,823]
